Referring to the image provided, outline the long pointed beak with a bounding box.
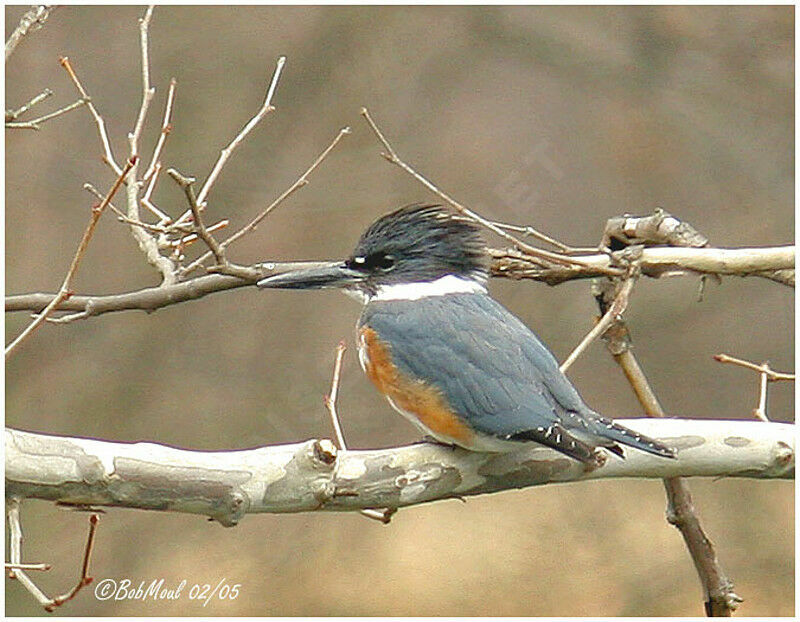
[256,261,364,290]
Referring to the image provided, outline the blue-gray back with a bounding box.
[358,292,592,439]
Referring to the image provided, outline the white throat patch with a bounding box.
[371,274,486,302]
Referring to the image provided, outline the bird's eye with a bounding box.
[369,253,395,271]
[347,253,395,272]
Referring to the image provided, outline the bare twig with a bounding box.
[83,182,169,233]
[59,56,122,175]
[141,161,170,221]
[172,220,229,249]
[322,341,396,524]
[196,56,286,209]
[713,353,795,381]
[323,341,349,450]
[6,498,52,607]
[560,272,637,373]
[5,562,52,572]
[180,126,352,276]
[128,5,156,156]
[490,219,598,254]
[359,107,619,276]
[6,5,56,62]
[143,78,177,183]
[167,168,227,264]
[5,157,136,358]
[5,88,52,121]
[170,56,285,231]
[6,97,89,130]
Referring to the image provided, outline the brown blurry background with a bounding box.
[5,5,793,617]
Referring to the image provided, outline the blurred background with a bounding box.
[5,5,793,617]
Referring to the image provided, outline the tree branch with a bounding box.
[6,245,794,322]
[491,245,794,286]
[5,420,793,526]
[5,5,56,62]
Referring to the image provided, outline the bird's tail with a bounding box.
[588,414,677,459]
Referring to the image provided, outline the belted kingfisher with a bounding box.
[258,204,676,464]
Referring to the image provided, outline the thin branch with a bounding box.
[5,562,52,572]
[322,342,393,524]
[5,88,52,121]
[168,56,285,231]
[6,498,52,607]
[4,157,136,358]
[142,78,176,183]
[59,56,122,175]
[128,5,156,157]
[713,353,795,382]
[196,55,286,209]
[45,514,99,612]
[167,168,226,264]
[714,353,795,423]
[323,341,349,450]
[597,292,743,616]
[755,369,770,422]
[83,183,168,233]
[6,497,100,613]
[560,273,637,373]
[5,5,56,62]
[141,161,171,221]
[489,219,595,254]
[359,107,619,276]
[180,126,351,276]
[5,97,89,130]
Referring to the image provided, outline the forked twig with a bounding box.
[6,97,89,130]
[359,107,620,276]
[5,87,53,121]
[5,157,137,358]
[714,353,795,422]
[6,498,100,611]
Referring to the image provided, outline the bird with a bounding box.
[257,204,676,464]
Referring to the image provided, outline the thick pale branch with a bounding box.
[5,420,793,526]
[492,245,794,286]
[5,5,56,62]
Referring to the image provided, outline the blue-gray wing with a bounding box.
[359,292,591,440]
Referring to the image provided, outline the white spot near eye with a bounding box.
[354,256,366,264]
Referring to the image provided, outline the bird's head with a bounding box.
[257,204,488,301]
